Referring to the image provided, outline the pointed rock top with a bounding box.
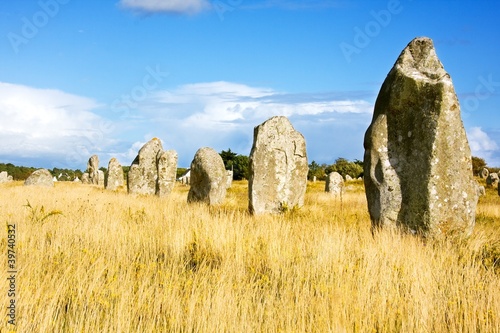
[394,37,448,83]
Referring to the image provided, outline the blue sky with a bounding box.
[0,0,499,170]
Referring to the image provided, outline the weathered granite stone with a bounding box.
[105,158,125,190]
[248,116,308,214]
[480,168,489,179]
[24,169,54,187]
[363,37,478,237]
[87,155,100,185]
[157,150,178,197]
[486,173,499,188]
[325,172,344,196]
[226,170,233,189]
[188,147,227,205]
[81,173,90,184]
[478,185,486,197]
[128,138,163,195]
[0,171,13,183]
[345,174,353,181]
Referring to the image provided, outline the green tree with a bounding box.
[308,161,326,181]
[471,156,487,175]
[219,149,249,180]
[327,158,363,179]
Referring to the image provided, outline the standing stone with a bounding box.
[87,155,100,185]
[363,37,478,237]
[480,168,489,179]
[226,170,233,189]
[81,173,90,184]
[325,172,344,196]
[128,138,163,195]
[97,170,105,186]
[345,174,353,181]
[249,116,308,214]
[486,173,499,188]
[0,171,13,183]
[105,158,125,190]
[478,185,486,197]
[188,147,227,205]
[24,169,54,187]
[313,176,317,183]
[157,150,178,197]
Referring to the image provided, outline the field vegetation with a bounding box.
[1,179,499,332]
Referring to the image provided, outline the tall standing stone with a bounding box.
[187,147,227,205]
[325,172,344,196]
[105,158,125,190]
[24,169,54,187]
[157,150,178,197]
[363,37,478,237]
[128,138,163,195]
[87,155,100,185]
[249,116,308,214]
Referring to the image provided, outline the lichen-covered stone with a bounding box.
[105,158,124,190]
[157,150,178,197]
[128,138,163,195]
[0,171,13,183]
[87,155,100,185]
[187,147,226,205]
[363,37,478,237]
[81,173,90,184]
[325,172,344,196]
[24,169,54,187]
[486,173,499,188]
[249,116,308,214]
[480,168,489,179]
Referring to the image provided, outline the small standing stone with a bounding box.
[226,170,233,189]
[157,150,178,197]
[325,172,344,196]
[0,171,13,183]
[188,147,227,205]
[486,173,499,188]
[81,173,90,184]
[345,174,353,181]
[105,158,125,190]
[24,169,54,187]
[87,155,100,185]
[480,168,489,179]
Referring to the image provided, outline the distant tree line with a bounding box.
[308,158,364,181]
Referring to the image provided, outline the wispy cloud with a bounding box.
[119,0,212,15]
[467,127,499,165]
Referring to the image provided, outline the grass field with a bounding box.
[1,179,499,332]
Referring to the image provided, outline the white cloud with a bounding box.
[119,0,211,14]
[0,82,114,168]
[467,127,499,164]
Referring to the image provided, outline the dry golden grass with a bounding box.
[1,179,499,332]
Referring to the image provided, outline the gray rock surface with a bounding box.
[0,171,13,183]
[363,37,478,237]
[87,155,100,185]
[128,138,164,195]
[187,147,227,205]
[157,150,178,197]
[105,158,125,190]
[480,168,489,179]
[226,170,233,189]
[486,173,499,188]
[248,116,308,214]
[325,172,344,196]
[24,169,54,187]
[81,173,90,184]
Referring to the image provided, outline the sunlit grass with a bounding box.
[0,179,499,332]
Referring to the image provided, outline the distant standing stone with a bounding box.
[128,138,163,195]
[363,37,478,237]
[480,168,489,179]
[157,150,178,197]
[87,155,100,185]
[478,185,486,197]
[325,172,344,196]
[105,158,125,190]
[24,169,54,187]
[226,170,233,189]
[188,147,227,205]
[486,173,499,188]
[0,171,13,183]
[81,173,90,184]
[345,174,353,181]
[248,116,308,214]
